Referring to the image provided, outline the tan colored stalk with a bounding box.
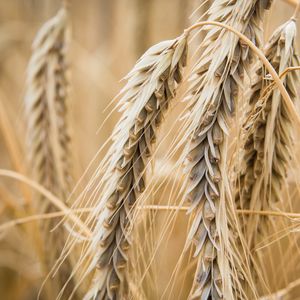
[238,19,300,247]
[0,91,32,204]
[83,34,188,299]
[181,1,272,299]
[24,7,76,299]
[284,0,300,7]
[0,169,90,236]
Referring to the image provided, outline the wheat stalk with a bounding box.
[82,34,188,300]
[180,1,272,299]
[24,7,76,299]
[237,19,300,248]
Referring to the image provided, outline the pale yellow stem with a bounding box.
[138,205,300,218]
[0,169,91,237]
[284,0,299,7]
[1,205,299,233]
[0,208,91,232]
[292,0,300,19]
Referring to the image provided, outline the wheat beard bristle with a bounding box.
[182,1,272,299]
[24,7,76,299]
[237,19,300,248]
[83,34,188,300]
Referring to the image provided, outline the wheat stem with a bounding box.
[2,206,300,233]
[0,169,91,236]
[283,0,299,6]
[0,91,32,204]
[0,208,91,232]
[137,206,300,218]
[292,0,300,18]
[259,277,300,300]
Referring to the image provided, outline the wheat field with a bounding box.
[1,0,300,299]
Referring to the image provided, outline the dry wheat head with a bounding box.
[82,34,188,300]
[24,7,77,299]
[181,1,272,299]
[237,18,300,247]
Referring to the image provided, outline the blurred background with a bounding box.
[0,0,299,299]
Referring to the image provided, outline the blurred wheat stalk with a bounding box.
[24,5,79,299]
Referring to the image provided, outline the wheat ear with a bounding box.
[237,19,300,247]
[25,7,72,202]
[181,1,272,299]
[83,34,188,300]
[24,7,76,298]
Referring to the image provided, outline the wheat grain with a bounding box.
[237,19,300,248]
[181,1,272,299]
[83,34,188,300]
[25,7,71,203]
[24,7,76,299]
